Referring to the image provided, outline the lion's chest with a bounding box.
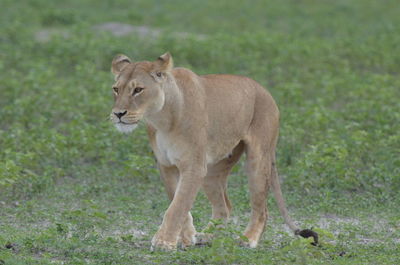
[154,132,181,167]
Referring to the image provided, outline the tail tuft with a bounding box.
[295,229,319,246]
[271,158,319,246]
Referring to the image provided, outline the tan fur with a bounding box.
[110,53,302,250]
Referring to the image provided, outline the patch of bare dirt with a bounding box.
[35,28,70,43]
[93,22,161,38]
[35,22,206,43]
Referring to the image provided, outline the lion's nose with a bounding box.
[114,111,127,119]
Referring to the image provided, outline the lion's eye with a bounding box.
[113,87,119,94]
[156,72,162,77]
[133,87,144,95]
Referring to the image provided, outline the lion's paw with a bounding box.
[239,238,258,248]
[178,230,197,249]
[151,235,177,251]
[194,232,213,246]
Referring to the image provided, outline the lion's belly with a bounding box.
[205,137,242,166]
[206,152,228,166]
[205,118,249,166]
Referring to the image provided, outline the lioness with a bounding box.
[109,53,317,250]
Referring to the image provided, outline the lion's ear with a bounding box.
[111,54,132,77]
[156,52,173,72]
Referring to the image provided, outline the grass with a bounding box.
[1,0,400,264]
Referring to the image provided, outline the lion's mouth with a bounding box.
[118,121,137,125]
[114,121,138,133]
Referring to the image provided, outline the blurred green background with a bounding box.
[1,0,399,264]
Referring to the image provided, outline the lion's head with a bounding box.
[110,52,173,133]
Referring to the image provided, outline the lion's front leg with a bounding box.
[157,164,197,249]
[152,165,204,250]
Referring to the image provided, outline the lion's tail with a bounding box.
[270,157,319,245]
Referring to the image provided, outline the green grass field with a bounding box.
[1,0,400,264]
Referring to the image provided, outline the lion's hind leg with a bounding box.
[198,141,244,244]
[242,142,272,248]
[203,141,244,220]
